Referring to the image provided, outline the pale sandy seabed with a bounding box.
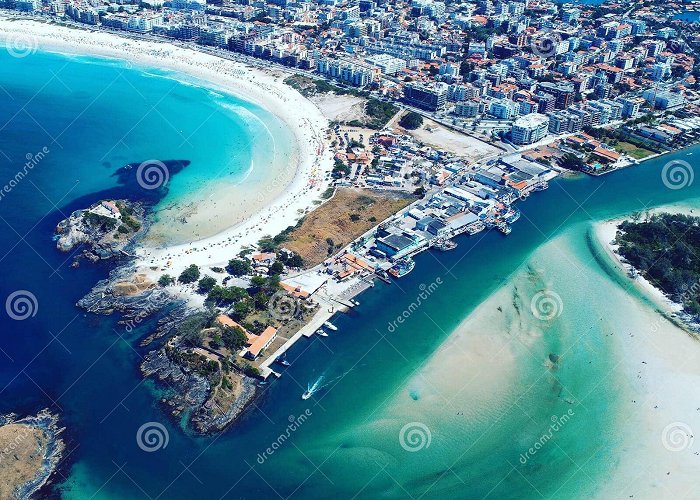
[298,210,700,499]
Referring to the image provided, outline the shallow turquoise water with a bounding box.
[1,49,700,498]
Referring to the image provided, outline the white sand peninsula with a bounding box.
[0,17,334,274]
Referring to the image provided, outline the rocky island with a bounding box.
[55,199,145,266]
[0,410,64,499]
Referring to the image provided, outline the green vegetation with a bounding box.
[614,141,655,160]
[399,111,424,130]
[121,214,141,231]
[221,325,248,351]
[258,219,304,252]
[226,258,252,277]
[83,212,117,231]
[197,275,217,294]
[158,274,175,286]
[178,264,201,284]
[364,98,399,129]
[333,158,351,177]
[283,75,369,99]
[559,153,586,171]
[615,213,700,316]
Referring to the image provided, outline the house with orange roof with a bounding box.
[245,326,278,360]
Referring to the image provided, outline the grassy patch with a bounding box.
[615,141,655,160]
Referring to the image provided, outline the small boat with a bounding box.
[302,377,322,400]
[275,355,291,367]
[504,209,520,224]
[316,328,329,337]
[497,223,512,235]
[435,239,457,251]
[323,321,338,331]
[388,258,416,278]
[351,299,360,306]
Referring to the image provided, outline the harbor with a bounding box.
[257,132,559,381]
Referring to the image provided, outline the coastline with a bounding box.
[587,217,700,498]
[0,410,64,500]
[0,16,334,276]
[592,202,700,327]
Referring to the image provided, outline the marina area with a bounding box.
[258,132,559,380]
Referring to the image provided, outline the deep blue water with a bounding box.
[2,49,700,499]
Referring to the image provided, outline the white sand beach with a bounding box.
[590,215,700,499]
[0,16,334,275]
[593,202,700,318]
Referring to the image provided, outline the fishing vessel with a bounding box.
[435,239,457,251]
[388,257,416,278]
[323,321,338,331]
[497,222,512,235]
[504,208,520,224]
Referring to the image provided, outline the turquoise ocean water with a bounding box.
[1,49,700,498]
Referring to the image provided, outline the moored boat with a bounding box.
[388,257,416,278]
[435,239,457,251]
[323,321,338,331]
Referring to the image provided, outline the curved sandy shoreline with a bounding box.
[0,16,333,274]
